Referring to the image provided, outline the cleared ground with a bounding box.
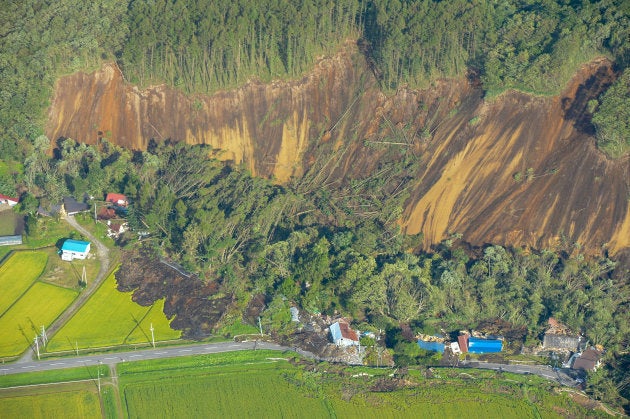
[46,269,180,352]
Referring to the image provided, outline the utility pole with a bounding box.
[257,317,263,336]
[97,361,101,394]
[40,325,47,346]
[150,323,155,348]
[81,266,87,287]
[34,336,39,360]
[75,341,79,356]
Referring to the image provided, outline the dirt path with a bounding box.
[17,215,112,363]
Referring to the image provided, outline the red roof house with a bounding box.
[0,194,18,207]
[458,335,469,353]
[106,193,128,207]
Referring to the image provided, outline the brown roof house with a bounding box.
[572,348,603,372]
[329,320,360,347]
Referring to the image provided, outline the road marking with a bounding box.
[50,363,65,366]
[129,355,142,358]
[20,366,35,369]
[155,352,167,355]
[103,357,116,361]
[228,344,239,347]
[179,349,192,352]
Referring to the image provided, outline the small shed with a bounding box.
[468,337,503,354]
[61,239,91,261]
[330,321,359,347]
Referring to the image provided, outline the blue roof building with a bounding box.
[468,337,503,354]
[417,339,445,353]
[61,239,91,261]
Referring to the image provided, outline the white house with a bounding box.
[329,321,360,347]
[61,239,91,261]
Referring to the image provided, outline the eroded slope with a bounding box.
[46,49,629,256]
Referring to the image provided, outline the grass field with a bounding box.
[0,252,48,316]
[0,210,17,236]
[47,270,180,351]
[0,282,77,357]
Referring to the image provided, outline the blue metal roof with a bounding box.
[417,339,445,353]
[61,239,90,253]
[468,337,503,353]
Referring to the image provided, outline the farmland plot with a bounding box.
[47,270,180,351]
[122,365,330,419]
[0,252,48,315]
[0,386,100,418]
[0,282,77,357]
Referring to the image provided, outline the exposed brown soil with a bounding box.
[46,44,629,258]
[115,250,233,339]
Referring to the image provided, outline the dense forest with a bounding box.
[1,0,629,160]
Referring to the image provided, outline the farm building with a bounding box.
[61,239,91,261]
[417,339,445,353]
[468,337,503,354]
[0,194,18,207]
[329,321,359,347]
[0,235,22,246]
[63,197,89,216]
[106,193,128,207]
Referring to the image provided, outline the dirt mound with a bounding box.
[115,250,233,339]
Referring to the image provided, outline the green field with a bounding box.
[0,252,48,316]
[0,282,77,357]
[47,270,180,351]
[0,386,101,418]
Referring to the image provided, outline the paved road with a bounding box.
[2,341,301,377]
[460,360,580,387]
[18,215,112,363]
